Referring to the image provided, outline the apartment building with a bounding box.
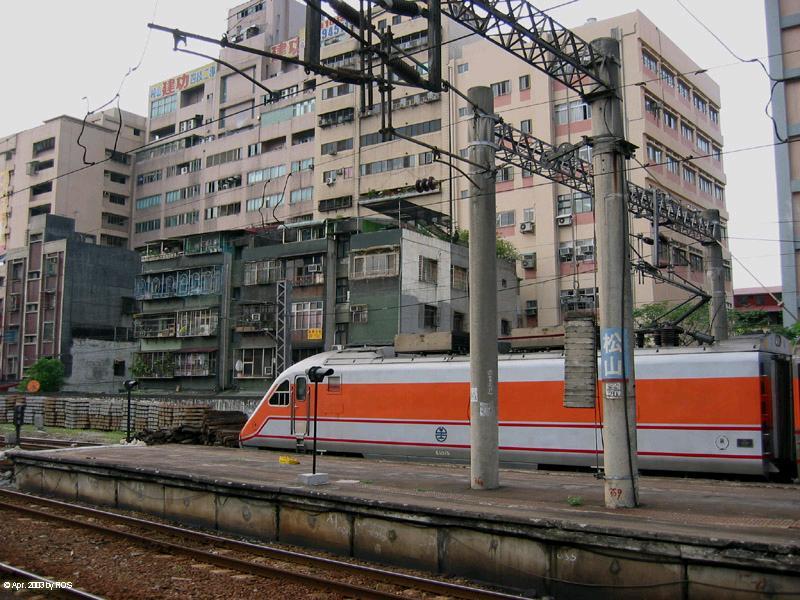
[311,9,731,329]
[0,109,146,252]
[766,0,800,326]
[132,219,517,392]
[0,103,145,384]
[0,214,139,384]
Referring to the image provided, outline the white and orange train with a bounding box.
[240,335,799,478]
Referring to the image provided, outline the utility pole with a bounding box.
[703,208,729,342]
[589,38,639,509]
[467,86,499,490]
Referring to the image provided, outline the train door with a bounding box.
[290,374,310,440]
[761,353,796,478]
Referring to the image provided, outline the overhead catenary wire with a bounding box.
[3,25,796,206]
[75,0,161,166]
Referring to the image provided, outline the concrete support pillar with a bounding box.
[590,38,639,508]
[467,86,499,490]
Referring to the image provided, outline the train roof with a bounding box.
[316,334,791,366]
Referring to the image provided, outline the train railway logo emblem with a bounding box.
[435,427,448,443]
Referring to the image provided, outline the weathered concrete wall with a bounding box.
[64,339,138,393]
[13,459,800,600]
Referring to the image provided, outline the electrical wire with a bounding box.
[672,0,788,144]
[75,0,160,165]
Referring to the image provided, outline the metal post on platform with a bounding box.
[124,379,139,443]
[305,366,333,481]
[312,379,320,475]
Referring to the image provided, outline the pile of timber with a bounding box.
[134,409,246,447]
[203,410,248,447]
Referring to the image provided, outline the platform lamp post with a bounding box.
[123,379,139,443]
[299,366,334,485]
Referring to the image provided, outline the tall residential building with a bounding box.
[766,0,800,326]
[0,109,146,252]
[0,107,146,384]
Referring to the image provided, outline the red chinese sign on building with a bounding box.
[270,36,300,59]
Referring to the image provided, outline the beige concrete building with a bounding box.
[130,0,311,249]
[0,110,145,382]
[314,9,730,328]
[766,0,800,326]
[0,110,146,252]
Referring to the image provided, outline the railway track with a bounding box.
[0,436,105,451]
[0,562,104,599]
[0,488,524,600]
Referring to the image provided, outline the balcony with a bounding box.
[174,351,216,377]
[234,303,276,333]
[291,271,324,287]
[132,352,176,379]
[141,240,184,263]
[176,308,219,337]
[134,266,223,300]
[133,314,176,339]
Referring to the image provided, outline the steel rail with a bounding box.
[0,489,523,600]
[0,437,105,450]
[0,561,105,600]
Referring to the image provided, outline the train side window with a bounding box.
[269,380,290,406]
[295,376,308,401]
[328,375,341,393]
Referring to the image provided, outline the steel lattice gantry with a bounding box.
[438,0,609,96]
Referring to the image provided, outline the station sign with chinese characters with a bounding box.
[150,63,218,100]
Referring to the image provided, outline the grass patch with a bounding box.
[0,423,125,444]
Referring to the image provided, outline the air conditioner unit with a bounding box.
[307,264,322,273]
[197,324,210,335]
[520,221,535,234]
[325,176,336,186]
[180,166,188,174]
[580,246,594,256]
[525,306,538,316]
[522,258,536,269]
[329,150,337,156]
[556,215,573,226]
[335,168,345,175]
[250,313,262,322]
[263,365,273,376]
[558,248,573,258]
[427,92,440,102]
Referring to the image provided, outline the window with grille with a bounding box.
[350,252,398,279]
[422,304,439,329]
[419,257,438,284]
[451,266,468,291]
[351,304,368,323]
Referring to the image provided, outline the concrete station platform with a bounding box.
[6,445,800,599]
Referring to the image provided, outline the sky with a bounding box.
[0,1,781,290]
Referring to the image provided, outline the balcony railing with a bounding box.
[134,315,177,339]
[291,272,324,287]
[135,266,223,300]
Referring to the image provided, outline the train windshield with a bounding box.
[268,380,290,406]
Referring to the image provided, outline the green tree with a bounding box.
[634,301,784,344]
[455,229,521,261]
[18,358,65,392]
